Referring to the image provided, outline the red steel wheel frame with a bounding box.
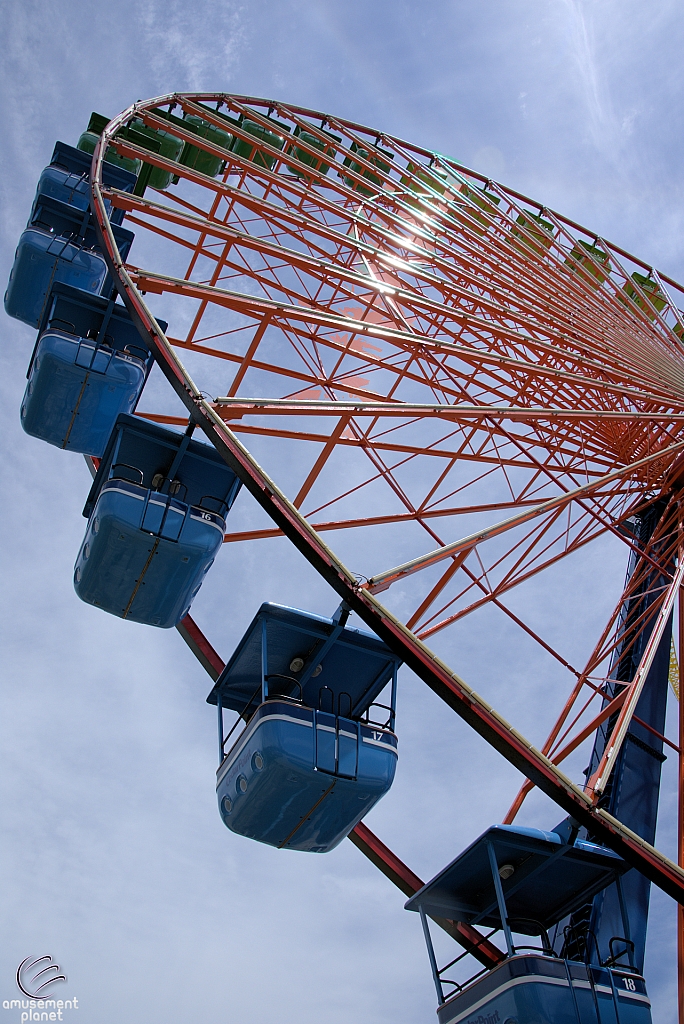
[84,94,684,978]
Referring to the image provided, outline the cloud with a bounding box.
[136,0,246,93]
[558,0,610,145]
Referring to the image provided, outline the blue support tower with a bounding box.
[562,502,673,973]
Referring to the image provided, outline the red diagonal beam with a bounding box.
[348,822,504,967]
[126,266,680,408]
[503,687,629,823]
[177,614,225,681]
[368,452,678,594]
[93,106,684,906]
[588,556,684,796]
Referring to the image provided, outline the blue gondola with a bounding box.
[20,283,161,456]
[74,414,241,627]
[31,141,137,227]
[406,824,651,1023]
[206,602,402,853]
[4,194,135,328]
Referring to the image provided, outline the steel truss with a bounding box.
[88,93,684,997]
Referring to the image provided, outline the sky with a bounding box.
[1,1,683,1021]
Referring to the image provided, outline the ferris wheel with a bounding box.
[8,91,684,1021]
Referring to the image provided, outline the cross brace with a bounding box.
[90,144,684,908]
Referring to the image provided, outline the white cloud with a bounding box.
[137,0,246,93]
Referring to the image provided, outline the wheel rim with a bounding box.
[88,92,684,901]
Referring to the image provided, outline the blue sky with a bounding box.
[1,1,683,1021]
